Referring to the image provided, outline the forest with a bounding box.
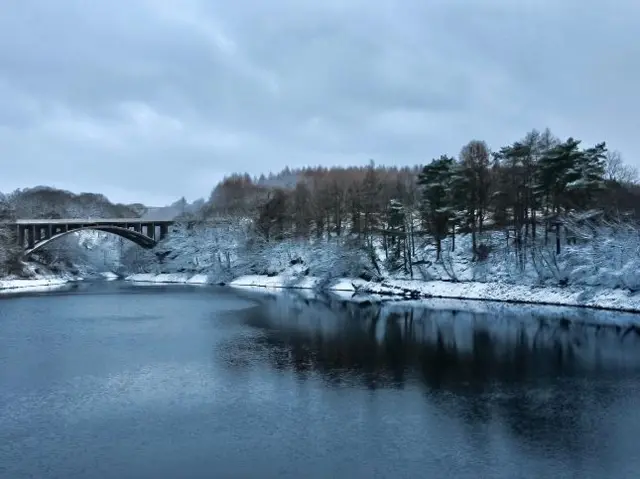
[2,127,640,289]
[182,128,640,284]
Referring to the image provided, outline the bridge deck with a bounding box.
[10,218,174,225]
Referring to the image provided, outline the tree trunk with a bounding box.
[383,232,388,261]
[531,209,537,239]
[471,211,477,261]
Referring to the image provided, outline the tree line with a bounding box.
[2,127,639,280]
[199,128,639,276]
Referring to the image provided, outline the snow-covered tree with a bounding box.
[418,155,466,259]
[0,194,21,274]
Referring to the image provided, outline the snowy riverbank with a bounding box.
[229,275,640,312]
[7,269,639,314]
[0,277,71,293]
[123,272,640,314]
[0,271,119,294]
[125,273,211,285]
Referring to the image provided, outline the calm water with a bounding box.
[2,283,640,478]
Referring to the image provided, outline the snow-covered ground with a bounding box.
[0,277,71,294]
[125,273,210,285]
[0,229,126,293]
[227,274,640,314]
[0,261,76,293]
[0,259,122,293]
[126,268,640,314]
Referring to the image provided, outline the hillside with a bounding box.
[141,197,205,220]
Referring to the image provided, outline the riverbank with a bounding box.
[6,270,639,315]
[125,273,210,285]
[122,272,640,314]
[0,277,71,293]
[0,272,119,293]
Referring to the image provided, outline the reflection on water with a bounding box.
[232,292,640,385]
[3,283,640,478]
[227,291,640,473]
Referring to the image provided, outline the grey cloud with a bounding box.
[0,0,638,205]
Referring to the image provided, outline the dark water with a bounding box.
[2,283,640,478]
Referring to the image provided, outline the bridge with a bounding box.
[6,218,175,256]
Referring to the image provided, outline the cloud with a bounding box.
[0,0,638,205]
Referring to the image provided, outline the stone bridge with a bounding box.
[6,218,175,257]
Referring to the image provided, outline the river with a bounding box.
[2,282,640,478]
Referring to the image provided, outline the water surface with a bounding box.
[2,282,640,478]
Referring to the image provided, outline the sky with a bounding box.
[0,0,638,206]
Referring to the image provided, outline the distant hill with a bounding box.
[1,186,205,221]
[141,197,205,220]
[7,186,142,219]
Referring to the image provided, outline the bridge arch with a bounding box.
[23,225,157,258]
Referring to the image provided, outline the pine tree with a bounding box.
[418,155,461,259]
[565,142,607,210]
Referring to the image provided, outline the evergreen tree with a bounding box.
[418,155,462,259]
[459,140,491,260]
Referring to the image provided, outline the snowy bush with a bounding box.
[400,219,640,291]
[105,211,640,293]
[139,218,258,282]
[127,217,376,284]
[551,221,640,290]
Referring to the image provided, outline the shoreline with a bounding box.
[0,277,72,293]
[4,271,640,315]
[126,272,640,315]
[0,272,118,294]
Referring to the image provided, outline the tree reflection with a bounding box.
[216,293,640,455]
[223,294,640,387]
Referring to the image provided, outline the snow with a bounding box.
[228,274,640,314]
[125,273,211,285]
[186,274,210,284]
[230,275,363,292]
[371,279,640,312]
[231,275,318,290]
[0,277,70,293]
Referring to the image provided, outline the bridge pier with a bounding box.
[27,226,35,249]
[144,223,156,241]
[159,224,168,240]
[16,225,23,247]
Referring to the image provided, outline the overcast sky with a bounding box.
[0,0,638,206]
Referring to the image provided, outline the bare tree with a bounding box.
[605,150,638,184]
